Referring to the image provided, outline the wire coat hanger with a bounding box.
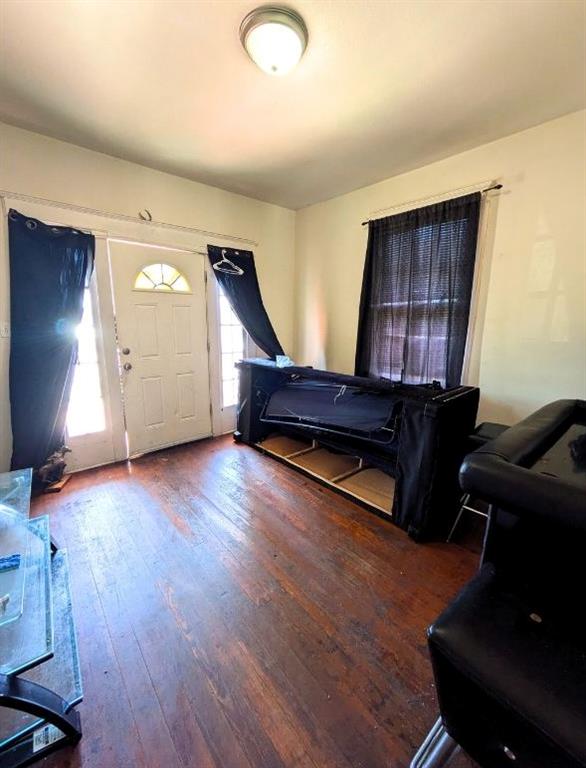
[213,248,244,275]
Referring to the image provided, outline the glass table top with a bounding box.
[0,548,82,750]
[0,469,32,521]
[0,516,52,676]
[0,470,83,755]
[0,469,32,629]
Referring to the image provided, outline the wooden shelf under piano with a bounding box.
[257,434,395,516]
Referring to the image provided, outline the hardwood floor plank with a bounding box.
[41,492,150,768]
[82,477,261,768]
[30,435,478,768]
[157,445,456,757]
[128,480,374,768]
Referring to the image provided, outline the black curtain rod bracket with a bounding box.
[481,183,503,193]
[361,184,503,226]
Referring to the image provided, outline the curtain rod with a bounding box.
[0,188,259,246]
[361,183,503,226]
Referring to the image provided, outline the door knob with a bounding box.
[121,347,131,355]
[123,362,132,371]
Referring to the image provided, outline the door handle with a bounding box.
[123,362,132,371]
[121,347,131,355]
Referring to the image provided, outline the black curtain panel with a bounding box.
[8,209,95,483]
[207,245,284,358]
[355,192,481,388]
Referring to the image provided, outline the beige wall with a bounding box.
[0,122,296,470]
[295,110,586,424]
[1,111,585,470]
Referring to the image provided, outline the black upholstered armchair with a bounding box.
[412,399,586,768]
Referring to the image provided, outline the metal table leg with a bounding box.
[0,674,81,768]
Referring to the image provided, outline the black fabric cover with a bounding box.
[8,209,94,481]
[355,192,481,388]
[236,359,480,539]
[207,245,284,358]
[264,381,396,434]
[393,386,480,538]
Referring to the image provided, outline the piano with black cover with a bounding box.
[235,359,479,541]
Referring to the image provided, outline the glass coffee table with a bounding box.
[0,468,82,767]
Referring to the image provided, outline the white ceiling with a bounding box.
[0,0,584,209]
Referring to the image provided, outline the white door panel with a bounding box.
[109,240,212,456]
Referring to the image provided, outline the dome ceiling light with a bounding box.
[240,6,308,76]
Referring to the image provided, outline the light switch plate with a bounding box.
[0,322,10,338]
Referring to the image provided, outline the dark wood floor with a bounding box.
[33,436,479,768]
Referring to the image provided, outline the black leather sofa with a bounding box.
[412,399,586,768]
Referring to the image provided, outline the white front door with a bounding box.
[109,240,212,457]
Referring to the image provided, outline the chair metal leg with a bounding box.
[447,495,469,543]
[410,717,460,768]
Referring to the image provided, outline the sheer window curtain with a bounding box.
[355,193,481,388]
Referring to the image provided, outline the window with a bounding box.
[355,193,481,388]
[219,288,245,407]
[134,263,190,292]
[66,289,107,437]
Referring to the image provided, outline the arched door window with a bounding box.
[134,263,190,292]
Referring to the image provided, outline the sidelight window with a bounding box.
[219,288,245,408]
[67,288,107,437]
